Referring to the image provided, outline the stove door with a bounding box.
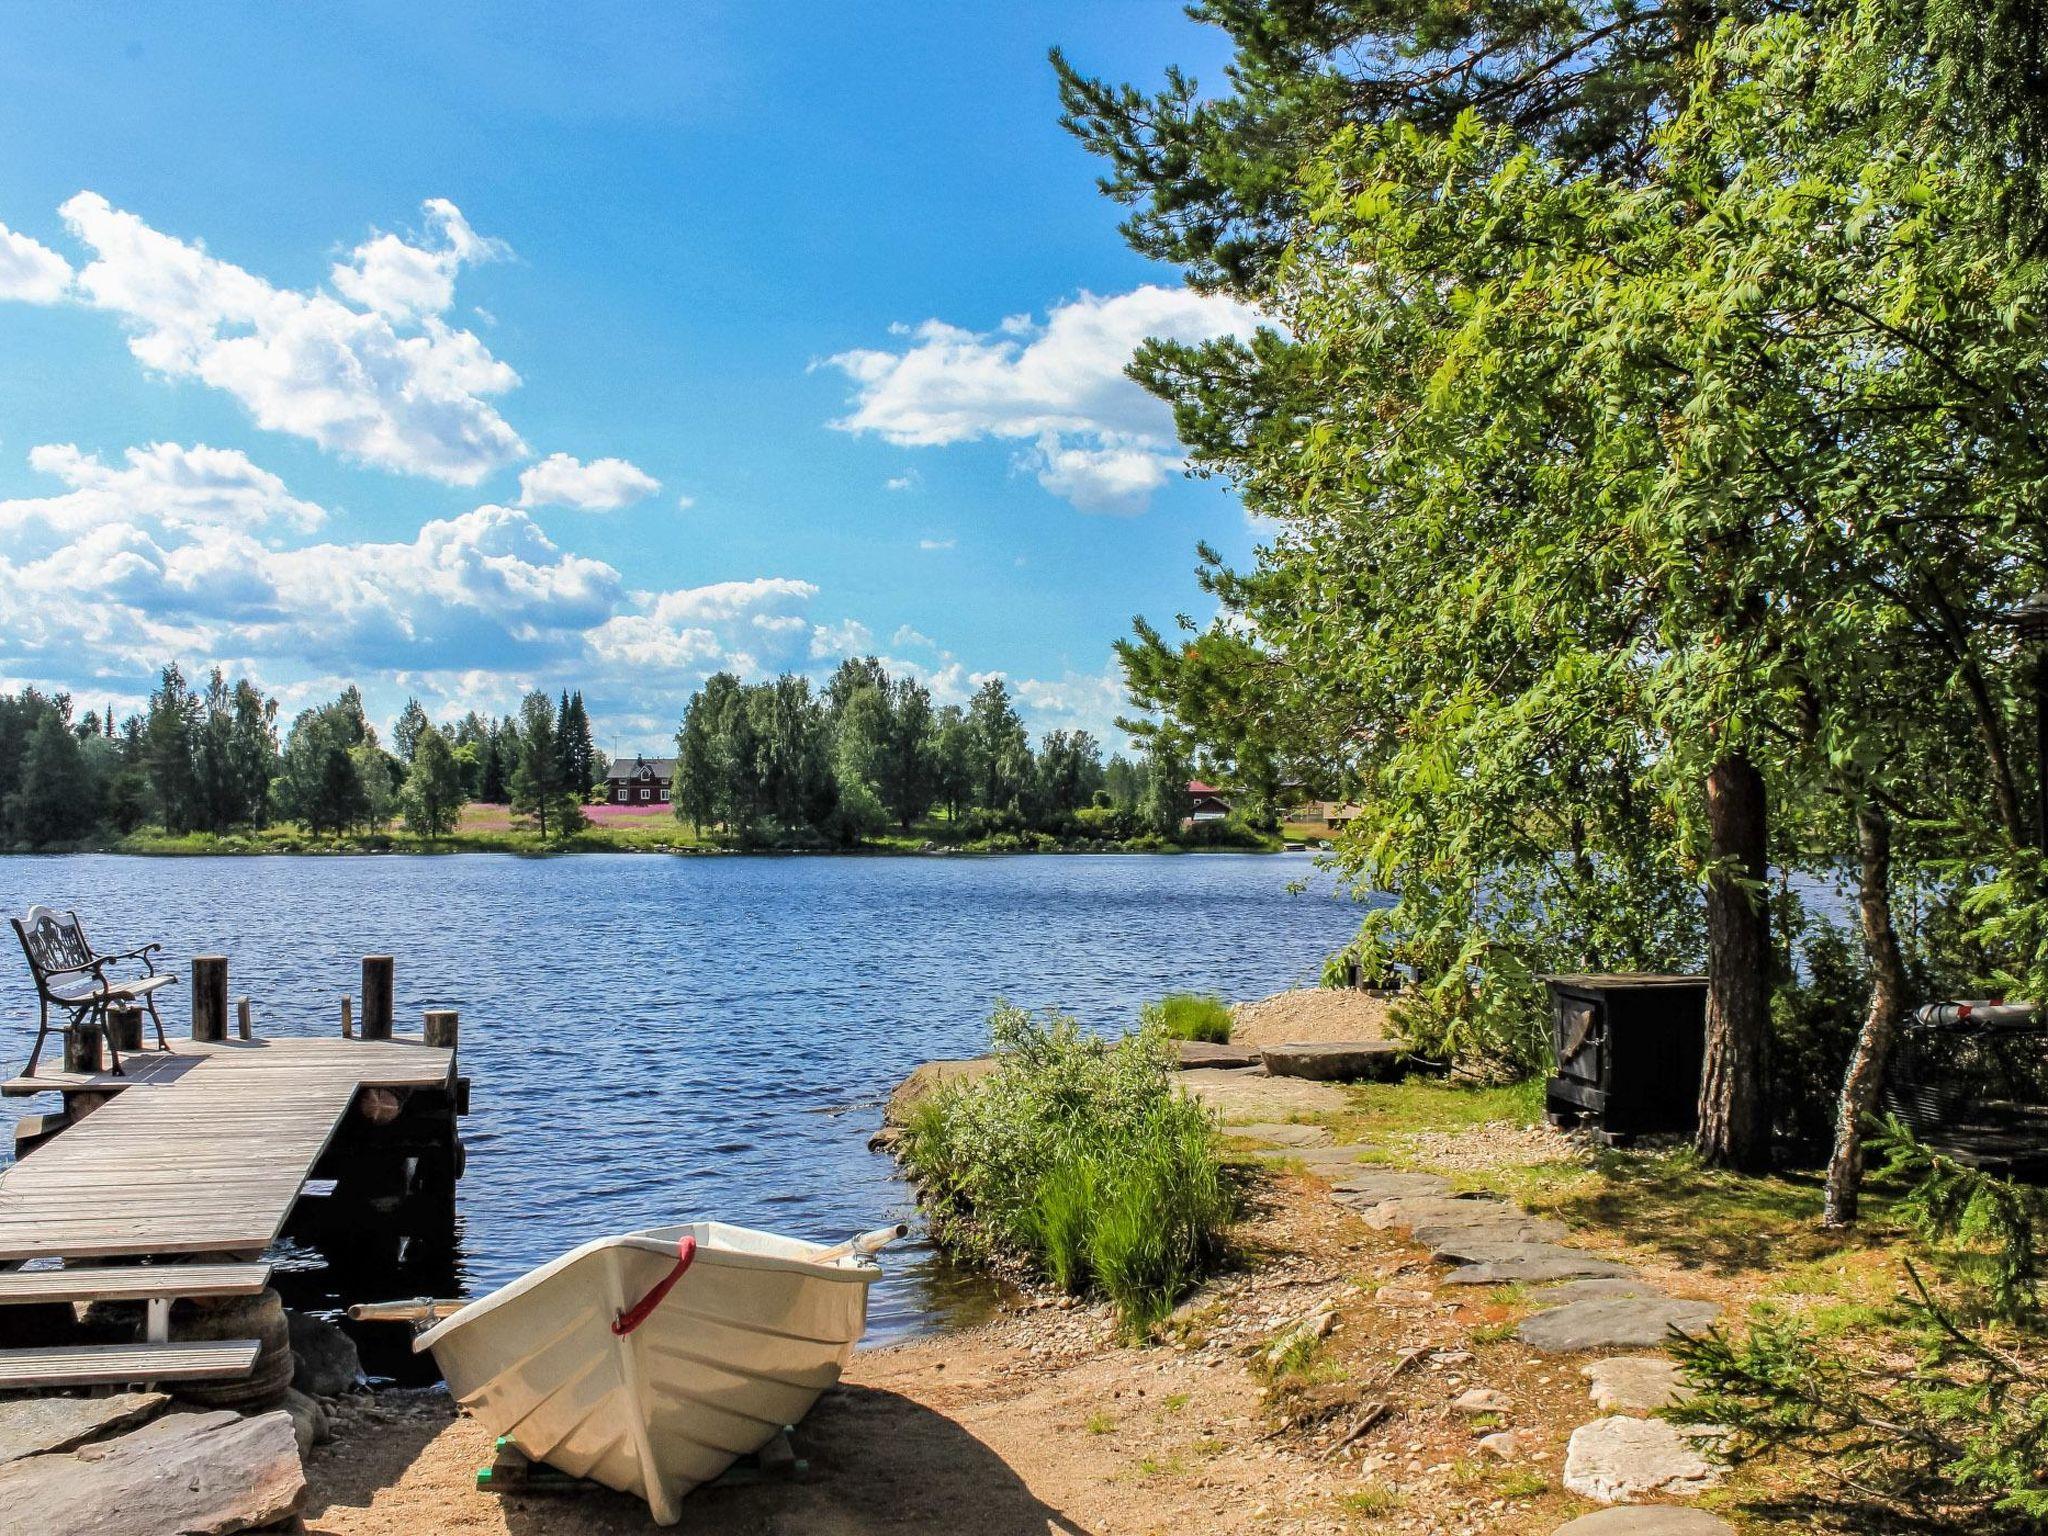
[1554,996,1604,1082]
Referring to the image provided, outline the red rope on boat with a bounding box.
[612,1236,697,1336]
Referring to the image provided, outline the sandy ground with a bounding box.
[1230,990,1391,1049]
[301,1156,1709,1536]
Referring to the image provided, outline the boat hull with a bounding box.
[417,1221,878,1523]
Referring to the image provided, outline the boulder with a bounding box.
[1562,1415,1724,1503]
[1259,1040,1409,1082]
[0,1393,167,1464]
[1518,1298,1720,1353]
[280,1389,331,1455]
[884,1057,999,1126]
[287,1311,361,1397]
[0,1407,306,1535]
[1584,1357,1694,1413]
[1552,1509,1734,1536]
[1442,1246,1637,1285]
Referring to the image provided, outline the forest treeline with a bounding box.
[0,664,598,846]
[671,657,1257,848]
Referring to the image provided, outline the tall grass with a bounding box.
[900,1003,1236,1337]
[1140,992,1234,1044]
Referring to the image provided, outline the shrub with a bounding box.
[900,1003,1236,1336]
[1141,993,1233,1044]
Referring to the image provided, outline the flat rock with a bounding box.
[885,1057,999,1126]
[1519,1298,1720,1353]
[1182,1068,1351,1118]
[1443,1246,1638,1285]
[1360,1194,1511,1232]
[1451,1387,1512,1415]
[1552,1508,1734,1536]
[1584,1357,1693,1413]
[1229,1122,1334,1148]
[287,1311,360,1397]
[1328,1170,1451,1205]
[1260,1040,1409,1082]
[1537,1277,1668,1303]
[1477,1428,1534,1460]
[1420,1223,1579,1262]
[0,1407,305,1535]
[1562,1415,1723,1503]
[0,1393,168,1463]
[1174,1040,1262,1070]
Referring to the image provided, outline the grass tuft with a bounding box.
[1141,992,1235,1043]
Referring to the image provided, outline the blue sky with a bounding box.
[0,4,1254,758]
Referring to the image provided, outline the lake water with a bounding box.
[0,852,1372,1341]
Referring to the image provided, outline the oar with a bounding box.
[812,1222,909,1265]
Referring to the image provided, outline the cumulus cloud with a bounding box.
[330,198,507,323]
[823,284,1260,513]
[0,220,71,302]
[50,192,527,484]
[0,442,326,544]
[516,452,661,511]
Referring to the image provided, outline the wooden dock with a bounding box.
[0,1036,456,1262]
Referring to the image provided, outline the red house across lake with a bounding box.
[605,754,674,807]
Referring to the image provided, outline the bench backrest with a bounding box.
[12,906,94,988]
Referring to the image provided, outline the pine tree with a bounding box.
[9,713,91,845]
[510,692,582,841]
[143,663,200,834]
[393,698,430,763]
[401,724,465,841]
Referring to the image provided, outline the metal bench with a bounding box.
[10,905,175,1078]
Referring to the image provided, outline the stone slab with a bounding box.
[1174,1041,1263,1070]
[1443,1246,1638,1285]
[1183,1068,1351,1119]
[1584,1356,1693,1413]
[1360,1194,1512,1232]
[1537,1278,1668,1303]
[1418,1222,1577,1262]
[1327,1171,1452,1208]
[1552,1508,1733,1536]
[1519,1297,1721,1352]
[0,1407,305,1535]
[1260,1040,1410,1082]
[1562,1415,1723,1503]
[0,1393,168,1464]
[1229,1122,1334,1148]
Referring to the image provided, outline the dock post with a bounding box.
[423,1009,459,1050]
[237,998,254,1040]
[361,957,394,1041]
[62,1022,102,1074]
[107,1005,144,1053]
[341,996,353,1037]
[192,957,228,1042]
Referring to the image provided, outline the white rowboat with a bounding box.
[414,1220,904,1524]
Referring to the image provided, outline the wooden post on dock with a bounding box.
[423,1009,459,1050]
[361,957,394,1041]
[237,998,254,1040]
[106,1005,144,1053]
[63,1022,102,1074]
[192,957,228,1042]
[341,996,353,1037]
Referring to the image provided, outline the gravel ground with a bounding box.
[1231,989,1393,1048]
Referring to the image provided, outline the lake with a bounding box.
[0,852,1372,1341]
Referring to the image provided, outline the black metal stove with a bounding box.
[1544,973,1709,1140]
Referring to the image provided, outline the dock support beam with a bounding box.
[191,957,228,1043]
[361,957,394,1041]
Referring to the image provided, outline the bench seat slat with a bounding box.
[0,1339,259,1389]
[0,1262,271,1305]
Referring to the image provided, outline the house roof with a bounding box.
[607,755,677,780]
[1187,781,1228,798]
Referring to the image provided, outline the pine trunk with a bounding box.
[1695,751,1773,1171]
[1822,803,1907,1226]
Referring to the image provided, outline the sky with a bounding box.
[0,4,1257,761]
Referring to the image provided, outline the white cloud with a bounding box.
[51,191,527,484]
[0,441,326,544]
[675,493,696,510]
[516,452,661,511]
[891,624,935,650]
[823,284,1260,512]
[918,536,955,551]
[330,198,507,323]
[884,471,918,492]
[809,618,873,659]
[0,220,71,303]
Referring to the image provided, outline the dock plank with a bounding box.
[0,1036,455,1262]
[0,1340,260,1389]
